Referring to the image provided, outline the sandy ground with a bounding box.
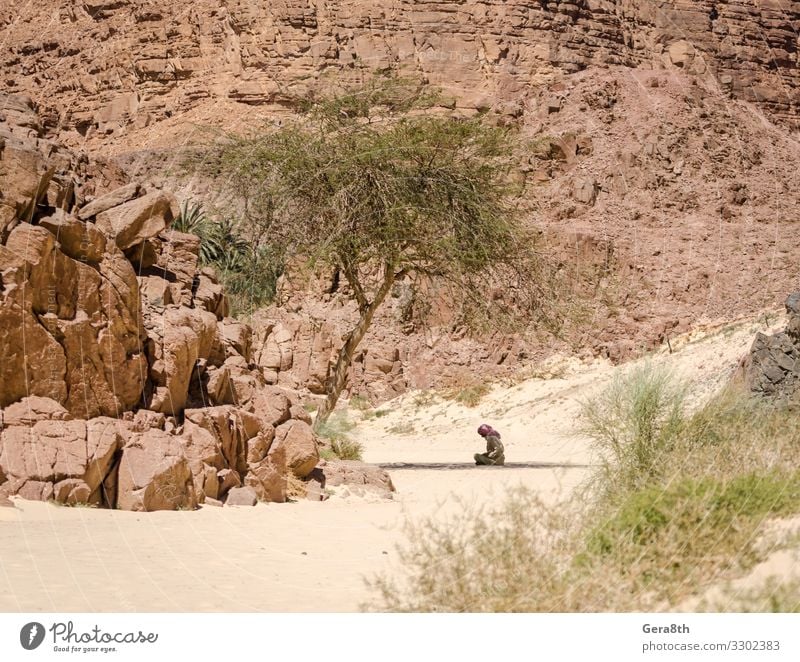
[0,315,788,612]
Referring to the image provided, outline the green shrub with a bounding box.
[371,369,800,612]
[366,487,573,612]
[586,472,800,575]
[577,364,687,496]
[316,413,363,461]
[172,200,283,315]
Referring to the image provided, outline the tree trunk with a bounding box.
[314,266,396,428]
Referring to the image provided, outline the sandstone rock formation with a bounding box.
[2,1,798,155]
[0,95,319,510]
[3,1,800,401]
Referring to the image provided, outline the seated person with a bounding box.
[474,423,505,466]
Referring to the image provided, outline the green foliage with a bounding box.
[316,413,363,461]
[196,75,548,420]
[325,438,364,462]
[365,487,573,612]
[172,200,283,314]
[443,383,490,408]
[577,364,687,496]
[586,472,800,566]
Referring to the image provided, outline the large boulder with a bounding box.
[95,190,178,251]
[270,420,319,479]
[116,430,196,511]
[743,293,800,401]
[144,306,218,415]
[244,443,287,503]
[0,222,147,418]
[39,210,107,263]
[1,396,71,427]
[306,459,395,499]
[76,183,140,220]
[0,416,122,506]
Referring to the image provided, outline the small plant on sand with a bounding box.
[446,384,490,408]
[316,412,363,461]
[286,473,308,500]
[442,373,491,408]
[706,578,800,613]
[365,487,575,612]
[386,421,415,435]
[349,394,372,411]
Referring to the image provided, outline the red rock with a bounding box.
[270,419,319,478]
[95,191,179,251]
[116,431,196,511]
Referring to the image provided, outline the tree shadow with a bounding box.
[376,461,591,470]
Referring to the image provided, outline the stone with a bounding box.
[270,419,319,478]
[668,40,696,68]
[76,183,140,220]
[742,293,800,402]
[39,211,107,263]
[95,191,178,251]
[248,387,292,427]
[2,397,71,427]
[125,238,160,270]
[138,275,172,306]
[219,320,252,361]
[194,274,228,319]
[116,430,196,511]
[225,486,258,506]
[244,453,287,503]
[155,230,200,306]
[573,177,598,205]
[312,459,395,499]
[145,306,218,415]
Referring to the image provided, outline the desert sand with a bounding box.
[0,316,789,612]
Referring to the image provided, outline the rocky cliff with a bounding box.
[0,95,323,509]
[1,1,798,152]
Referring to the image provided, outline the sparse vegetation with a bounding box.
[386,421,415,435]
[172,199,283,314]
[315,412,364,461]
[370,368,800,612]
[706,578,800,613]
[577,364,688,497]
[443,383,491,408]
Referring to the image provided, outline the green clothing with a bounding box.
[474,434,504,466]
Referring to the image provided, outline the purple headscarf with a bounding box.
[477,423,501,438]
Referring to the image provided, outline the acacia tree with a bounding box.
[203,78,544,426]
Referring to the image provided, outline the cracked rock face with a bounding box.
[743,293,800,402]
[2,0,799,151]
[0,94,319,511]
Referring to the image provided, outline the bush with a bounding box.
[584,471,800,595]
[365,487,574,612]
[172,200,283,315]
[577,364,687,496]
[316,413,363,461]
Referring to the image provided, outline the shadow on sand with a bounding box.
[377,461,592,471]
